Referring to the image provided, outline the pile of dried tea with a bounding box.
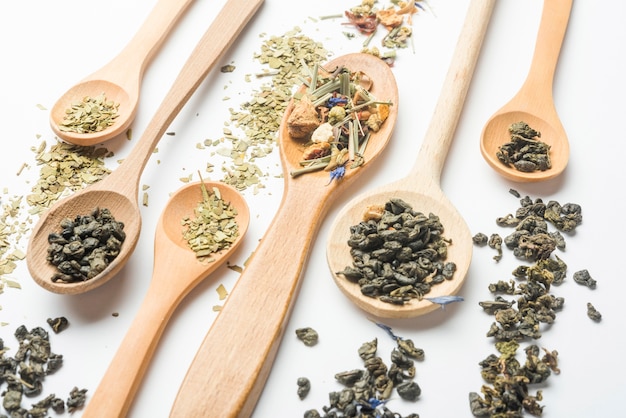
[303,324,423,418]
[469,342,560,417]
[496,121,551,173]
[494,195,581,261]
[59,93,119,134]
[288,64,392,181]
[469,191,590,416]
[337,198,456,305]
[182,182,239,263]
[47,207,126,283]
[27,140,113,216]
[0,324,87,415]
[336,0,428,63]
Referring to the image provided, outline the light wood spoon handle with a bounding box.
[82,252,191,418]
[101,0,264,199]
[411,0,495,185]
[86,0,195,92]
[521,0,573,97]
[171,185,328,417]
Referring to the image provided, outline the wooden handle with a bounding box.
[411,0,495,185]
[90,0,196,91]
[109,0,264,198]
[170,184,327,417]
[82,274,178,418]
[523,0,573,94]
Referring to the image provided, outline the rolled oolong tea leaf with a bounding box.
[297,377,311,400]
[472,232,488,246]
[47,207,126,283]
[47,316,70,334]
[496,121,552,172]
[487,233,503,262]
[586,302,602,321]
[295,327,319,346]
[337,198,456,305]
[396,381,421,401]
[59,92,120,134]
[67,387,88,413]
[182,181,239,263]
[573,269,596,289]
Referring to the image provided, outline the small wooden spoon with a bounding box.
[480,0,572,182]
[328,0,496,319]
[26,0,264,294]
[81,181,249,418]
[170,53,398,417]
[50,0,196,146]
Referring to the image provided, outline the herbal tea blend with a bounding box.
[336,0,427,64]
[288,63,392,181]
[215,28,330,192]
[182,182,239,263]
[496,121,551,173]
[47,207,125,283]
[59,92,120,134]
[337,198,456,305]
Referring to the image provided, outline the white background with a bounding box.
[0,0,624,417]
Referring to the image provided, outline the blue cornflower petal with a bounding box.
[424,295,464,310]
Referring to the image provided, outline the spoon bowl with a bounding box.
[171,52,398,417]
[27,187,142,295]
[480,109,569,182]
[327,0,496,319]
[50,80,133,146]
[26,0,264,294]
[82,181,249,418]
[326,188,472,318]
[329,189,472,318]
[480,0,572,182]
[50,0,197,146]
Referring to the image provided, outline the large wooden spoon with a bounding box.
[328,0,495,319]
[170,53,398,417]
[82,181,249,418]
[480,0,572,182]
[49,0,196,146]
[26,0,264,295]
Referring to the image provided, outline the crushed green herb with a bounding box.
[182,180,239,263]
[27,140,113,216]
[59,92,119,134]
[209,28,330,192]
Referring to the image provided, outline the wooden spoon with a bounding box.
[480,0,572,182]
[170,53,398,417]
[49,0,196,146]
[26,0,264,294]
[82,181,249,418]
[328,0,495,319]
